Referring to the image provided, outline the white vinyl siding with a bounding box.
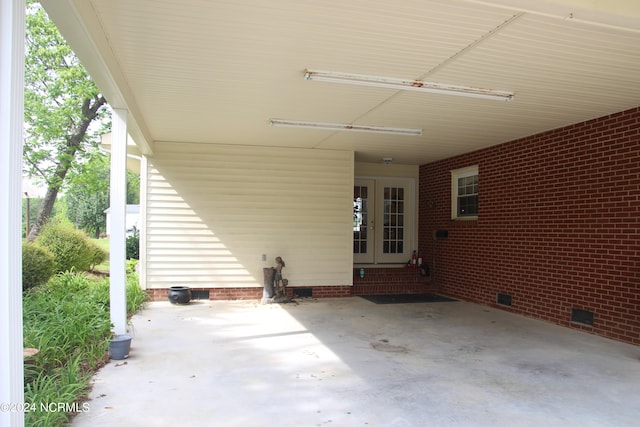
[145,142,354,289]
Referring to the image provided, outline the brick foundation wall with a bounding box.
[304,286,352,298]
[146,286,352,302]
[419,107,640,345]
[145,269,434,302]
[146,287,262,302]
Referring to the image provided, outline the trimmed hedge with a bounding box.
[35,220,104,273]
[22,243,55,291]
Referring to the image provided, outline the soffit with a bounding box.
[43,0,640,165]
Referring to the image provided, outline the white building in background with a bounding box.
[105,204,140,236]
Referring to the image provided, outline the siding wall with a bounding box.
[419,107,640,345]
[145,142,354,290]
[355,162,418,179]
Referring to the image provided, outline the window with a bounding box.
[451,166,478,219]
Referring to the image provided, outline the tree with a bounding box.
[127,170,140,205]
[23,1,109,241]
[65,150,140,237]
[64,151,110,237]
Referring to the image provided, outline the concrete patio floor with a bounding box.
[72,297,640,427]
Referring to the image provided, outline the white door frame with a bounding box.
[354,177,415,265]
[354,178,375,263]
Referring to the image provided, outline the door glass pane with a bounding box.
[353,185,369,254]
[382,186,405,254]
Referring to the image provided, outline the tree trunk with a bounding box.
[26,185,59,241]
[26,95,107,241]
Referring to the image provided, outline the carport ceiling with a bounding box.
[42,0,640,165]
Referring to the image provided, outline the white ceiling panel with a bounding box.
[42,0,640,164]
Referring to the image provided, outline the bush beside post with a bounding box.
[35,219,106,274]
[22,243,55,291]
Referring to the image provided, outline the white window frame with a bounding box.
[451,165,478,220]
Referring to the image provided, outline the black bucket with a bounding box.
[168,286,192,304]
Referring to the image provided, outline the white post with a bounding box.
[0,0,26,426]
[110,108,128,335]
[139,154,148,290]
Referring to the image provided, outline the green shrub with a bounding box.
[22,243,55,291]
[126,259,138,274]
[125,228,139,260]
[24,356,90,427]
[23,271,147,426]
[126,273,147,316]
[88,240,108,270]
[36,220,95,273]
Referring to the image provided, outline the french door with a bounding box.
[353,178,413,264]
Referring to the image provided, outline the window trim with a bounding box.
[451,165,478,220]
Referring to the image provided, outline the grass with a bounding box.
[91,238,110,271]
[91,237,139,274]
[23,271,146,426]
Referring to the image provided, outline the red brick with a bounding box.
[419,106,640,346]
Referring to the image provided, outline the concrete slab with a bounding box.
[72,298,640,426]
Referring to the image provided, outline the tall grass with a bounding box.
[126,273,147,317]
[23,271,147,426]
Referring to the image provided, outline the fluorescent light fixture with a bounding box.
[269,119,422,136]
[304,69,514,101]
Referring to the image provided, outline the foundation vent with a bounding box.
[571,308,594,326]
[496,293,512,306]
[190,290,210,300]
[293,288,312,298]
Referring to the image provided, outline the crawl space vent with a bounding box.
[496,293,512,306]
[571,308,594,326]
[190,290,210,300]
[293,288,312,298]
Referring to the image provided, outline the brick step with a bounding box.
[352,267,434,295]
[353,267,428,283]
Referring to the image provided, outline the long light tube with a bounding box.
[304,69,514,101]
[269,119,422,136]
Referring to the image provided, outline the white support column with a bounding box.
[139,154,148,290]
[110,108,128,335]
[0,0,26,426]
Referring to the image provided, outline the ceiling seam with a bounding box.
[418,12,525,79]
[311,13,525,151]
[461,0,640,34]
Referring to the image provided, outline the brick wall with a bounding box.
[352,267,433,295]
[419,107,640,345]
[146,286,352,302]
[147,269,434,302]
